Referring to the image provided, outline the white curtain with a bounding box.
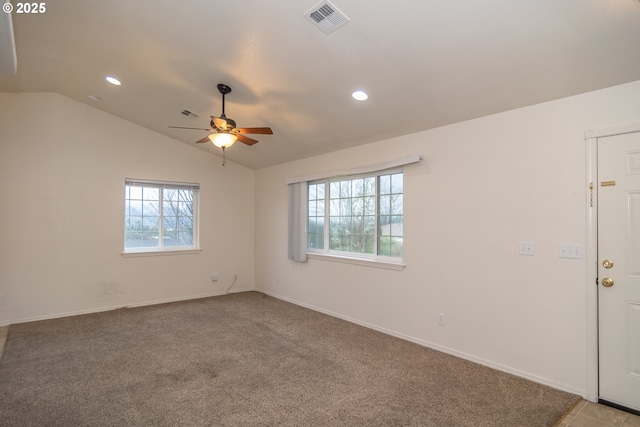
[288,181,308,262]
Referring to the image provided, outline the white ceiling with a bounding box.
[1,0,640,169]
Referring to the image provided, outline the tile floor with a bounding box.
[557,399,640,427]
[0,325,638,426]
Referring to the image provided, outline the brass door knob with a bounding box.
[602,259,614,269]
[601,278,614,287]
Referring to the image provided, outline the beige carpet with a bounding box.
[0,292,579,426]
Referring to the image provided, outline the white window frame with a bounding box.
[307,168,404,268]
[122,179,200,256]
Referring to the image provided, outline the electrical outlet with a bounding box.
[211,273,218,282]
[438,313,445,325]
[519,241,534,256]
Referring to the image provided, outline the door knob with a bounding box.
[602,259,614,269]
[601,277,614,287]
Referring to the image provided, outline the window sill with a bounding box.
[121,249,202,258]
[307,252,405,270]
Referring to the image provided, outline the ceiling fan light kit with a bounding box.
[209,133,237,148]
[169,83,273,166]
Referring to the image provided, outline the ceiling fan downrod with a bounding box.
[217,84,232,118]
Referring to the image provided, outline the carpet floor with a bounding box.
[0,292,579,426]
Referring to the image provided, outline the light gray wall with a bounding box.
[0,92,256,324]
[254,80,640,396]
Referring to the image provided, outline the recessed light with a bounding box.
[352,90,368,101]
[105,76,121,86]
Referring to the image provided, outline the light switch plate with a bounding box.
[559,244,583,259]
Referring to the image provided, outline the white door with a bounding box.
[598,131,640,412]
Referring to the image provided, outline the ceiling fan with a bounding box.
[169,83,273,165]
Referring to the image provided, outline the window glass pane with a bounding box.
[351,198,363,216]
[164,189,177,201]
[379,195,391,215]
[379,175,391,195]
[365,235,375,253]
[342,217,353,235]
[128,186,142,199]
[329,199,340,216]
[162,231,176,245]
[163,216,177,231]
[352,216,364,235]
[350,236,365,253]
[316,217,324,236]
[178,200,192,216]
[364,215,376,235]
[390,216,403,236]
[378,236,391,256]
[144,187,159,200]
[329,217,341,240]
[308,233,317,250]
[364,177,376,196]
[128,200,142,215]
[391,173,403,194]
[340,181,351,198]
[390,236,403,257]
[178,231,193,246]
[178,216,193,232]
[352,179,364,197]
[330,232,341,251]
[143,200,159,216]
[307,217,315,234]
[330,182,340,199]
[378,215,391,236]
[363,196,375,215]
[142,216,159,231]
[316,183,325,199]
[126,216,142,231]
[340,199,351,216]
[391,194,403,215]
[164,200,177,216]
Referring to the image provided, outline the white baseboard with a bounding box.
[6,287,256,326]
[259,289,586,398]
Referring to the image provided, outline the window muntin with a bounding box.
[308,170,403,260]
[124,180,199,252]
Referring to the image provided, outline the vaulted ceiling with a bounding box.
[1,0,640,169]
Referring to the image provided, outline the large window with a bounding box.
[308,170,403,259]
[124,179,199,253]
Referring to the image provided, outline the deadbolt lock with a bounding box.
[602,259,614,269]
[601,277,614,287]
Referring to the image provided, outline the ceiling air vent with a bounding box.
[305,1,350,35]
[181,109,200,118]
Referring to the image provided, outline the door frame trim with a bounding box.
[585,123,640,403]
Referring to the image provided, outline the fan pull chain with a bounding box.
[222,146,226,166]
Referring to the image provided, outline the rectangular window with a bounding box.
[124,179,199,253]
[308,170,403,260]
